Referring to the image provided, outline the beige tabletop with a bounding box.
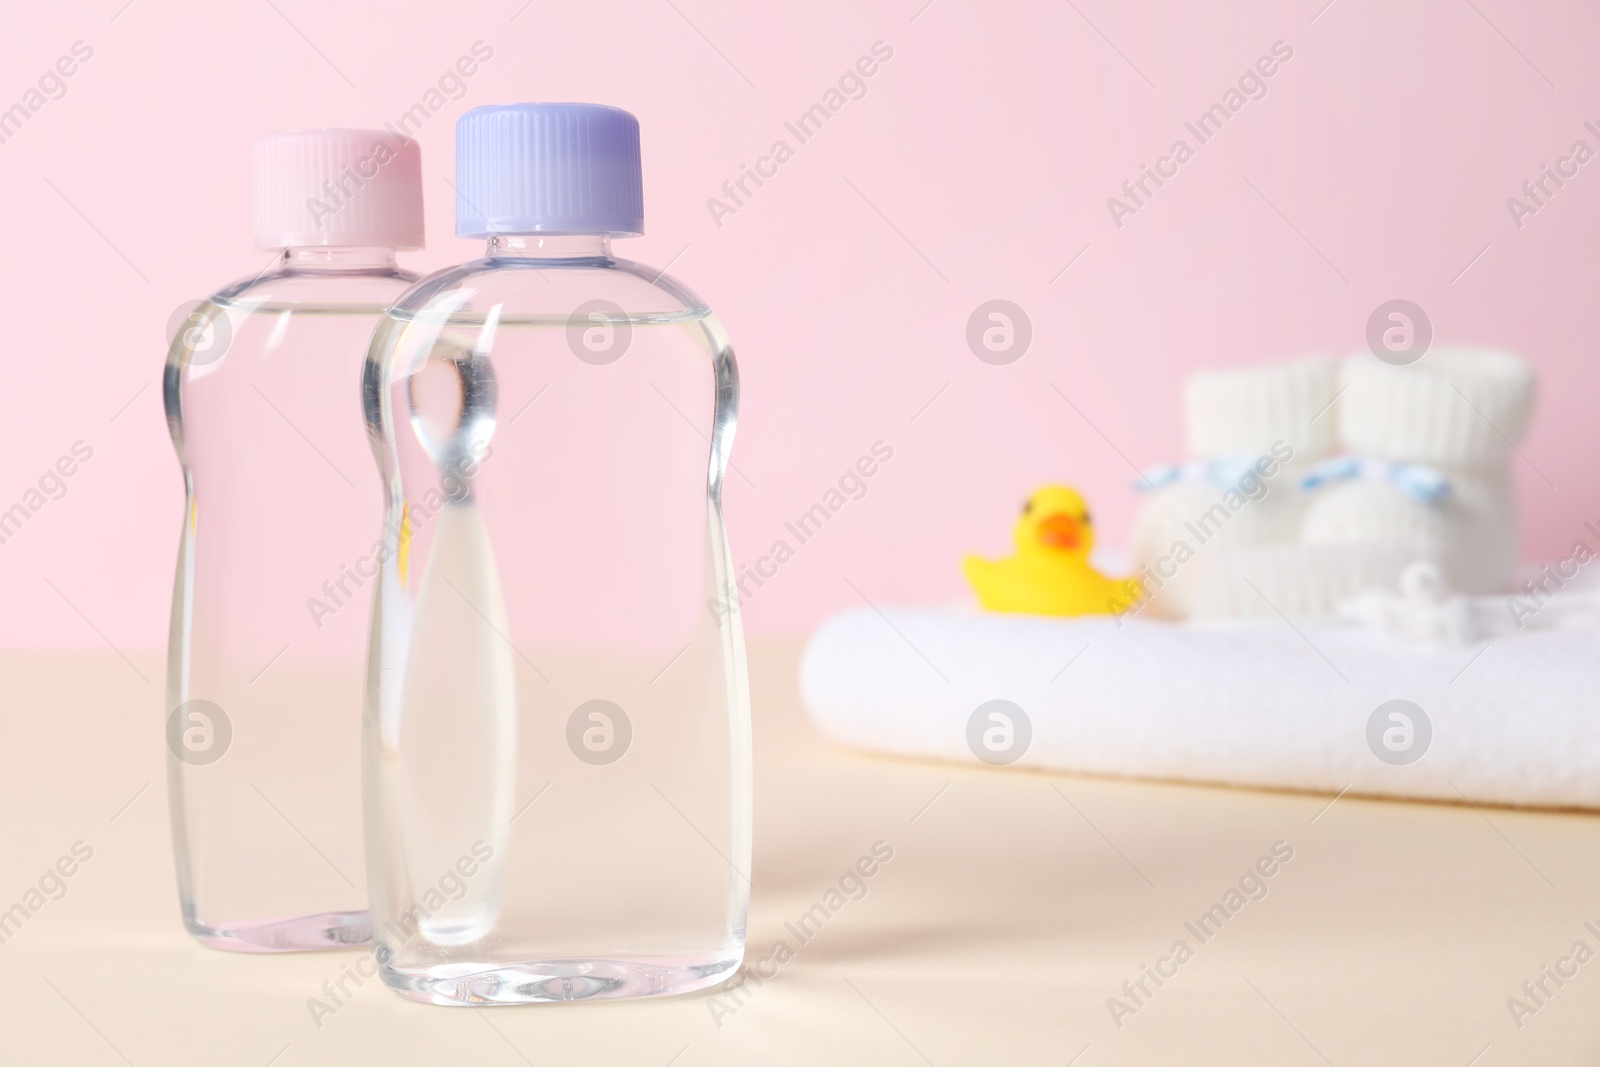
[1,641,1596,1065]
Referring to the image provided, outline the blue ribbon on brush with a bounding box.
[1299,457,1451,504]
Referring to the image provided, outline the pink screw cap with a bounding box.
[252,129,424,250]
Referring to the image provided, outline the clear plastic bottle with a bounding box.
[164,130,425,951]
[361,103,751,1004]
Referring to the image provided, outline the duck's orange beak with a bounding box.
[1036,513,1084,550]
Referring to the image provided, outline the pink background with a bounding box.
[2,0,1597,650]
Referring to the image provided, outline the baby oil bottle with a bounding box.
[361,103,751,1003]
[164,130,424,950]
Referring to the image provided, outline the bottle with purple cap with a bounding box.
[360,102,750,1004]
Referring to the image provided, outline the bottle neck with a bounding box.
[487,234,612,260]
[280,245,398,272]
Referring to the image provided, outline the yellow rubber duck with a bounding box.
[964,485,1139,616]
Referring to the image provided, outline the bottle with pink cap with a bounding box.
[163,128,424,952]
[361,102,750,1003]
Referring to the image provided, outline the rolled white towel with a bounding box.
[800,605,1600,810]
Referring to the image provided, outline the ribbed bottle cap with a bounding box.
[252,129,424,250]
[455,103,644,238]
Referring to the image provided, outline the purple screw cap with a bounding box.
[455,103,644,238]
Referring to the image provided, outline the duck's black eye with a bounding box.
[1082,510,1092,524]
[1021,499,1033,516]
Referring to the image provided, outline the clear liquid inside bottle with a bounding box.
[361,234,752,1004]
[165,246,418,951]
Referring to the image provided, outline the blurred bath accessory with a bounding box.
[1336,561,1478,644]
